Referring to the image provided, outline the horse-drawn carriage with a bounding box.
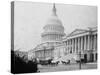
[38,58,59,66]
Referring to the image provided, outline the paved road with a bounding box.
[38,63,97,72]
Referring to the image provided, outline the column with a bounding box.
[93,34,97,51]
[75,38,77,53]
[84,35,87,51]
[77,38,78,53]
[68,40,69,53]
[70,39,71,53]
[76,38,78,53]
[66,41,67,53]
[79,37,81,52]
[78,37,80,53]
[69,40,70,53]
[69,40,71,53]
[67,40,68,54]
[92,35,94,50]
[73,38,75,53]
[69,39,70,53]
[96,35,97,51]
[81,36,83,51]
[93,35,97,50]
[71,39,72,53]
[87,35,91,61]
[90,35,93,50]
[72,39,74,53]
[87,35,90,50]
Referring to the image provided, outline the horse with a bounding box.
[61,60,70,65]
[50,61,59,66]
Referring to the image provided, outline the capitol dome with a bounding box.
[46,15,62,26]
[41,4,65,43]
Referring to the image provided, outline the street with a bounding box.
[38,63,97,72]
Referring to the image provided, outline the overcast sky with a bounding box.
[14,1,97,51]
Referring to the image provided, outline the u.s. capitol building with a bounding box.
[28,4,97,63]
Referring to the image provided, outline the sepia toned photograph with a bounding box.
[11,1,97,74]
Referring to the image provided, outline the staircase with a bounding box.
[57,53,80,64]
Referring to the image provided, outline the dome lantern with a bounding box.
[52,3,57,16]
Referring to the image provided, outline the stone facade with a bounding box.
[54,27,97,62]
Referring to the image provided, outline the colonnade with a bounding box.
[65,34,97,54]
[42,34,62,42]
[64,34,97,62]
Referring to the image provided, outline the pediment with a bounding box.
[68,29,88,36]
